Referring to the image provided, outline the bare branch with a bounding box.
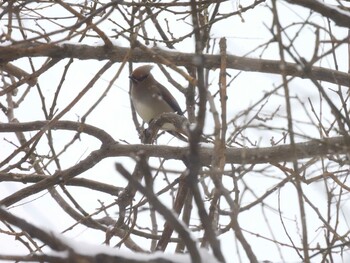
[0,44,348,86]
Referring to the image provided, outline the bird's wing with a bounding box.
[156,82,184,115]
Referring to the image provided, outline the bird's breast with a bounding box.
[131,86,176,128]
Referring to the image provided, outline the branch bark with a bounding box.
[1,121,349,166]
[0,43,348,86]
[285,0,350,27]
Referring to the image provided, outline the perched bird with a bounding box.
[129,65,188,140]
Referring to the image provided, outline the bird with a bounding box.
[129,65,188,141]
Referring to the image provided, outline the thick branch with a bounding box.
[107,136,350,165]
[0,207,67,251]
[285,0,350,28]
[1,122,349,165]
[0,43,348,86]
[1,119,349,208]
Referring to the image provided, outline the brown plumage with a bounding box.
[130,65,187,140]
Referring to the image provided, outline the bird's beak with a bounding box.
[129,75,136,82]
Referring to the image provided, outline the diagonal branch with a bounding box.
[285,0,350,28]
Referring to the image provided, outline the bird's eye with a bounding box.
[130,74,148,82]
[138,74,148,81]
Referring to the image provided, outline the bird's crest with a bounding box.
[130,65,154,82]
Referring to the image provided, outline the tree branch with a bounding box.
[106,136,350,165]
[0,43,348,86]
[285,0,350,28]
[0,120,115,145]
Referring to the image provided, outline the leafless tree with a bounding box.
[1,1,350,262]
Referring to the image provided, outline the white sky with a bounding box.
[1,0,350,262]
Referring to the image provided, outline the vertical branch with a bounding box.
[185,66,197,123]
[348,28,350,87]
[202,37,228,248]
[149,205,158,251]
[212,40,258,262]
[271,1,309,262]
[219,37,227,143]
[185,1,225,262]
